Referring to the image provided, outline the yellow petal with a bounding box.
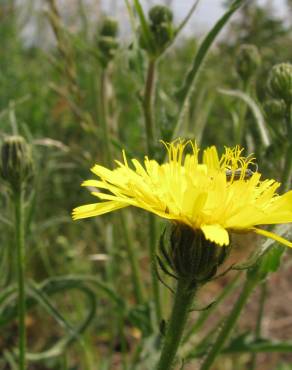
[72,201,128,220]
[201,224,229,246]
[252,227,292,248]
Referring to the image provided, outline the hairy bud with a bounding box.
[235,44,261,82]
[100,17,118,38]
[0,136,33,193]
[158,224,228,287]
[139,5,175,58]
[97,17,119,67]
[149,5,173,24]
[267,63,292,104]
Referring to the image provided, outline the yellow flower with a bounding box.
[73,140,292,248]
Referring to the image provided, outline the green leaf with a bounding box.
[258,244,285,275]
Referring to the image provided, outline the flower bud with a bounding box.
[97,18,119,67]
[267,63,292,104]
[235,44,261,82]
[138,5,174,58]
[150,22,174,51]
[100,17,118,38]
[149,5,173,25]
[158,224,228,286]
[0,136,33,193]
[263,99,286,120]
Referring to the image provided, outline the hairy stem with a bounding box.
[15,189,26,370]
[142,58,161,321]
[155,279,197,370]
[143,59,156,157]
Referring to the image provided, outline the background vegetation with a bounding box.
[0,0,292,369]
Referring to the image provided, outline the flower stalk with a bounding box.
[14,188,26,370]
[142,57,162,320]
[99,69,113,167]
[143,58,157,157]
[155,279,197,370]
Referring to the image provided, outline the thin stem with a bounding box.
[200,276,257,370]
[99,69,113,167]
[148,213,161,322]
[120,212,145,304]
[155,279,197,370]
[142,58,161,321]
[281,103,292,191]
[143,59,156,157]
[235,79,250,145]
[99,69,145,305]
[14,189,26,370]
[249,281,267,370]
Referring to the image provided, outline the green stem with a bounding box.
[99,69,113,167]
[281,103,292,191]
[200,276,257,370]
[14,189,26,370]
[155,279,197,370]
[249,281,267,370]
[148,213,161,322]
[235,79,250,145]
[143,58,156,157]
[99,69,144,303]
[120,212,145,304]
[142,58,161,321]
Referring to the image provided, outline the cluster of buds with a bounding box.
[157,224,228,289]
[235,44,261,83]
[264,63,292,124]
[139,5,175,59]
[0,136,33,194]
[97,17,119,68]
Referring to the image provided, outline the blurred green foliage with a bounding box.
[0,0,291,369]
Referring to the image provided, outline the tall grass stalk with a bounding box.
[14,189,26,370]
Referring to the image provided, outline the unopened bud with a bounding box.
[159,224,228,286]
[267,63,292,104]
[149,5,173,25]
[139,5,175,58]
[100,17,118,38]
[0,136,33,193]
[97,18,119,67]
[235,44,261,82]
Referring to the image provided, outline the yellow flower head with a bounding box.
[73,140,292,248]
